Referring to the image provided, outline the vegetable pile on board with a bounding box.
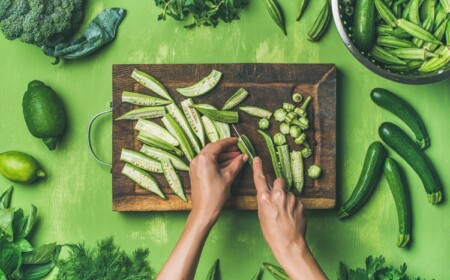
[116,68,322,201]
[346,0,450,73]
[0,1,126,64]
[339,87,442,248]
[0,186,61,279]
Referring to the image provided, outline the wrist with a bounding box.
[188,209,218,231]
[272,238,309,272]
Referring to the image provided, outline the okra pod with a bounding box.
[237,134,256,167]
[384,60,423,71]
[162,114,196,161]
[308,0,331,42]
[375,0,398,27]
[390,48,437,60]
[263,0,287,35]
[181,98,206,147]
[206,259,220,280]
[439,0,450,12]
[263,263,289,280]
[167,103,201,153]
[221,88,249,110]
[277,145,293,190]
[120,148,163,173]
[193,104,239,123]
[240,106,272,119]
[419,46,450,72]
[376,36,415,48]
[122,163,165,199]
[140,144,189,171]
[424,19,448,52]
[371,45,407,65]
[201,116,220,143]
[121,91,172,106]
[290,151,305,194]
[434,3,446,28]
[408,0,421,25]
[137,132,184,156]
[131,68,173,101]
[397,18,442,45]
[176,69,222,97]
[377,25,411,39]
[296,0,309,21]
[116,106,166,120]
[258,130,283,179]
[135,119,179,146]
[161,159,186,202]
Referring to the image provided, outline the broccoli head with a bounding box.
[0,0,85,47]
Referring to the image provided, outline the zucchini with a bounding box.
[137,132,184,157]
[135,119,179,146]
[140,144,189,171]
[193,104,239,123]
[121,91,172,106]
[384,158,411,248]
[263,263,289,280]
[176,69,222,97]
[221,88,249,110]
[131,69,173,101]
[338,142,386,219]
[121,163,165,199]
[161,159,186,202]
[370,88,430,149]
[353,0,376,52]
[201,116,220,143]
[166,103,201,154]
[181,98,206,147]
[120,148,163,173]
[115,106,166,120]
[258,130,283,179]
[162,114,196,161]
[277,145,293,190]
[290,151,305,193]
[379,122,442,204]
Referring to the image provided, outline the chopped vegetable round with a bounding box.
[308,165,322,179]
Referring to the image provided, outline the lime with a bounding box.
[22,80,66,150]
[0,151,46,184]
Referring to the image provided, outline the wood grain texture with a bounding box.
[112,64,336,211]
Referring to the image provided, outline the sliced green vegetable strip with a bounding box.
[308,0,331,42]
[120,148,163,173]
[193,105,239,123]
[241,134,256,156]
[239,106,272,119]
[135,119,179,146]
[384,158,411,248]
[338,142,386,219]
[116,106,166,120]
[263,0,287,35]
[379,122,442,204]
[140,144,189,171]
[296,0,309,21]
[290,151,305,194]
[237,135,256,168]
[206,259,220,280]
[397,18,442,45]
[201,116,220,143]
[121,91,172,106]
[161,159,186,202]
[176,69,222,97]
[122,163,165,199]
[181,98,205,147]
[258,130,282,179]
[137,132,184,157]
[370,88,430,149]
[131,68,173,101]
[263,263,289,280]
[277,145,293,190]
[167,103,201,153]
[162,114,196,161]
[215,121,231,139]
[221,88,249,110]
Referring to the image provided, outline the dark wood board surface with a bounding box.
[112,64,336,211]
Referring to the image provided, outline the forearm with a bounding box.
[157,211,215,280]
[273,239,327,280]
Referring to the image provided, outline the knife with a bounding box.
[231,124,273,190]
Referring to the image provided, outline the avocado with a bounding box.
[22,80,66,150]
[0,151,46,184]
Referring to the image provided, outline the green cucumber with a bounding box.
[161,159,186,202]
[379,122,442,204]
[353,0,376,52]
[121,163,165,199]
[384,158,411,248]
[140,144,189,171]
[338,142,387,219]
[370,88,429,149]
[258,130,282,179]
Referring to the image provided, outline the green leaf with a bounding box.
[13,239,33,253]
[338,262,348,280]
[22,243,58,265]
[0,187,13,209]
[0,243,21,276]
[17,204,37,240]
[0,268,7,280]
[12,208,25,241]
[19,262,57,280]
[0,208,14,242]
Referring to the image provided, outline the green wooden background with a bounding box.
[1,1,449,279]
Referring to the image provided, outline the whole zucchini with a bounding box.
[379,122,442,205]
[353,0,376,52]
[370,88,430,149]
[338,141,386,219]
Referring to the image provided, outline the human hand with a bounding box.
[189,137,248,225]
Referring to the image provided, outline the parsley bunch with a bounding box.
[154,0,250,28]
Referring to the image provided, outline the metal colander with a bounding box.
[331,0,450,84]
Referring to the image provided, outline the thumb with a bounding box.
[223,154,248,181]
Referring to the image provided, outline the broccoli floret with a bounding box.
[0,0,85,47]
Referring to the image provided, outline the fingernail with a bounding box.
[253,156,261,163]
[242,154,249,162]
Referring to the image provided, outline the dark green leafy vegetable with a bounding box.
[55,237,153,280]
[43,8,126,64]
[154,0,250,28]
[338,255,425,280]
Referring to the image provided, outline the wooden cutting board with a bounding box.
[112,64,336,211]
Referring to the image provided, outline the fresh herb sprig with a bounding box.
[155,0,250,28]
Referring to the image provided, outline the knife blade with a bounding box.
[232,125,273,190]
